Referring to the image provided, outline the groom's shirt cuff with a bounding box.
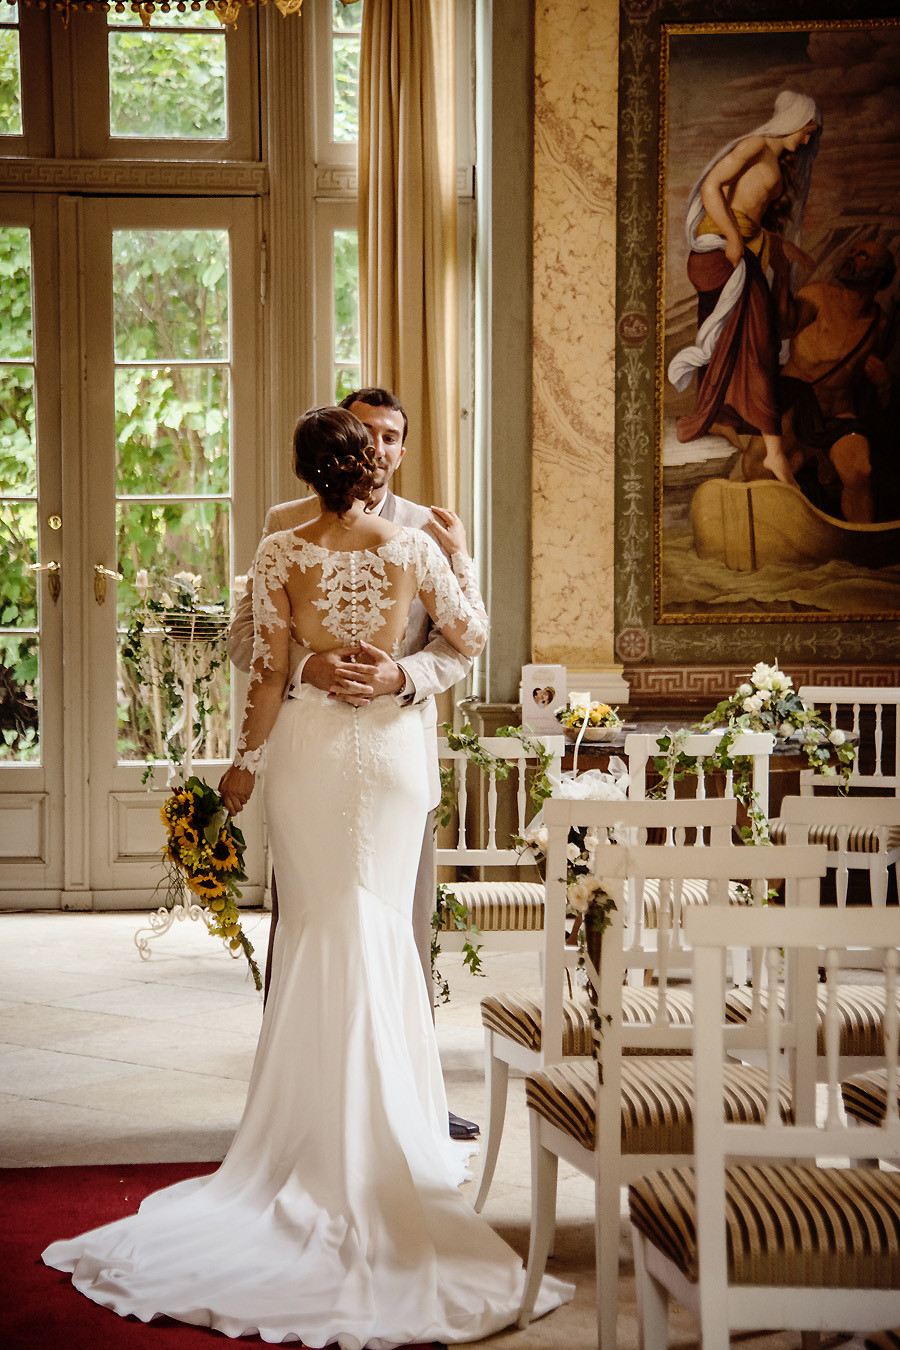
[395,663,416,705]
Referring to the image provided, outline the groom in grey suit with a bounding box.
[227,388,478,1139]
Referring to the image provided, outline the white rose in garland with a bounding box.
[697,661,856,786]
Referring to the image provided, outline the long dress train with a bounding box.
[43,528,572,1346]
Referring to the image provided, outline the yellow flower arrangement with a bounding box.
[159,775,261,990]
[555,700,623,731]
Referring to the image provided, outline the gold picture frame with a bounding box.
[615,2,900,668]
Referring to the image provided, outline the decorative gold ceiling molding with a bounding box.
[5,0,359,26]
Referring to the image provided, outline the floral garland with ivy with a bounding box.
[430,883,484,1005]
[650,662,856,839]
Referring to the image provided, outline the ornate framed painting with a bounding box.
[615,0,900,674]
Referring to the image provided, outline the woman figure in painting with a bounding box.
[43,407,571,1346]
[668,89,823,486]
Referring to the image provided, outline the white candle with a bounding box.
[569,691,591,707]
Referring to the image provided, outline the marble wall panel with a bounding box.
[532,0,619,669]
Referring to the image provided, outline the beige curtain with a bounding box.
[358,0,459,510]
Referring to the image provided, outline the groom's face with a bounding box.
[348,401,407,492]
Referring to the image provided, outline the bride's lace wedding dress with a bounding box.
[43,526,572,1347]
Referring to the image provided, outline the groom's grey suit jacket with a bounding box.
[226,489,472,806]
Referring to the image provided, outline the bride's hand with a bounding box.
[343,641,405,698]
[219,765,255,816]
[428,506,467,555]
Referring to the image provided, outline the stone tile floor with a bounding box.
[0,910,874,1349]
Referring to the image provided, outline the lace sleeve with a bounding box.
[232,533,292,773]
[411,532,488,660]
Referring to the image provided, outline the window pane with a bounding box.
[116,500,230,626]
[333,33,360,142]
[0,500,40,762]
[116,500,231,763]
[108,29,226,139]
[0,632,39,764]
[113,229,229,362]
[116,366,229,497]
[334,229,359,400]
[0,222,38,764]
[113,225,233,765]
[335,368,359,402]
[0,500,37,628]
[0,366,35,495]
[0,226,32,360]
[333,0,361,33]
[0,23,23,137]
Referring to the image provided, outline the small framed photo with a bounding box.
[520,664,568,733]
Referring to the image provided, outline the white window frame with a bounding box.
[0,9,53,158]
[306,0,477,462]
[58,8,258,162]
[312,0,360,172]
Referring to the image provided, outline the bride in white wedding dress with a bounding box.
[43,407,572,1347]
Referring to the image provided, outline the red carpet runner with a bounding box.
[0,1161,443,1350]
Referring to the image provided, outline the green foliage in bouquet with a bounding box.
[160,775,261,991]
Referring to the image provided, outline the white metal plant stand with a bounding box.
[134,614,231,961]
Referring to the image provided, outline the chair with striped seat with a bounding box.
[749,795,900,1080]
[630,905,900,1349]
[471,796,739,1215]
[624,729,775,986]
[434,734,564,954]
[517,824,827,1350]
[770,789,900,913]
[791,685,900,907]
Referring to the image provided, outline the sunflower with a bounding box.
[157,775,260,991]
[209,836,239,872]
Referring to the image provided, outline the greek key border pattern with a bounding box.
[626,664,900,703]
[0,160,268,194]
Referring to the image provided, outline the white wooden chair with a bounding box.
[630,905,900,1349]
[793,685,900,907]
[624,729,774,818]
[434,734,564,954]
[625,729,775,985]
[729,795,900,1081]
[471,795,738,1215]
[517,822,827,1350]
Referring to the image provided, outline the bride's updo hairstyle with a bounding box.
[293,406,379,516]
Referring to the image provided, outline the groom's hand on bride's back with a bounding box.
[302,643,404,706]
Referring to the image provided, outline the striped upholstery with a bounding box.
[526,1059,792,1155]
[842,1068,899,1126]
[629,1163,900,1287]
[435,881,544,933]
[726,984,899,1057]
[769,819,900,854]
[620,986,695,1028]
[638,876,747,928]
[482,985,696,1057]
[481,991,593,1056]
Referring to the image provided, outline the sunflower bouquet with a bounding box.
[160,775,261,990]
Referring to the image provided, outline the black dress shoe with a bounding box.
[448,1111,480,1140]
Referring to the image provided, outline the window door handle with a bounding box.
[29,560,61,604]
[94,564,122,605]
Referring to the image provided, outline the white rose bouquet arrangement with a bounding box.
[696,661,855,786]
